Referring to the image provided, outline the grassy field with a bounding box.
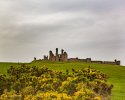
[0,61,125,100]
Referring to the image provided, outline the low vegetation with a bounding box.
[0,61,125,99]
[0,64,113,100]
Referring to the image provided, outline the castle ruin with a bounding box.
[48,48,68,62]
[41,48,121,65]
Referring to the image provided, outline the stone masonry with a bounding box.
[42,48,120,65]
[49,48,68,62]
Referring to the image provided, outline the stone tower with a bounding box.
[48,48,68,62]
[55,48,59,61]
[49,50,55,61]
[44,55,48,60]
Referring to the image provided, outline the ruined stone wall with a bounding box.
[103,61,116,65]
[49,51,55,61]
[55,55,59,61]
[44,55,48,60]
[48,48,68,62]
[68,58,90,62]
[116,61,120,65]
[90,60,120,65]
[63,52,68,62]
[43,48,120,65]
[91,61,103,64]
[68,58,78,61]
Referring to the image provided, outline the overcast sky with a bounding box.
[0,0,125,65]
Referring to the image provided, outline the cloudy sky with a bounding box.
[0,0,125,65]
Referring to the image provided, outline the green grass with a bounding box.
[0,61,125,100]
[0,62,20,74]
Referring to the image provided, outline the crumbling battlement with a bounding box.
[47,48,68,62]
[41,48,121,65]
[68,58,120,65]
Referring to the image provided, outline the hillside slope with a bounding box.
[0,61,125,99]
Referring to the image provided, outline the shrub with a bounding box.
[0,65,113,99]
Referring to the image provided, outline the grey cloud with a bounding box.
[0,0,125,65]
[1,0,125,15]
[48,0,125,14]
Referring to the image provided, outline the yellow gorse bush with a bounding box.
[0,66,112,100]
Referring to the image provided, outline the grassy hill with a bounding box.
[0,61,125,100]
